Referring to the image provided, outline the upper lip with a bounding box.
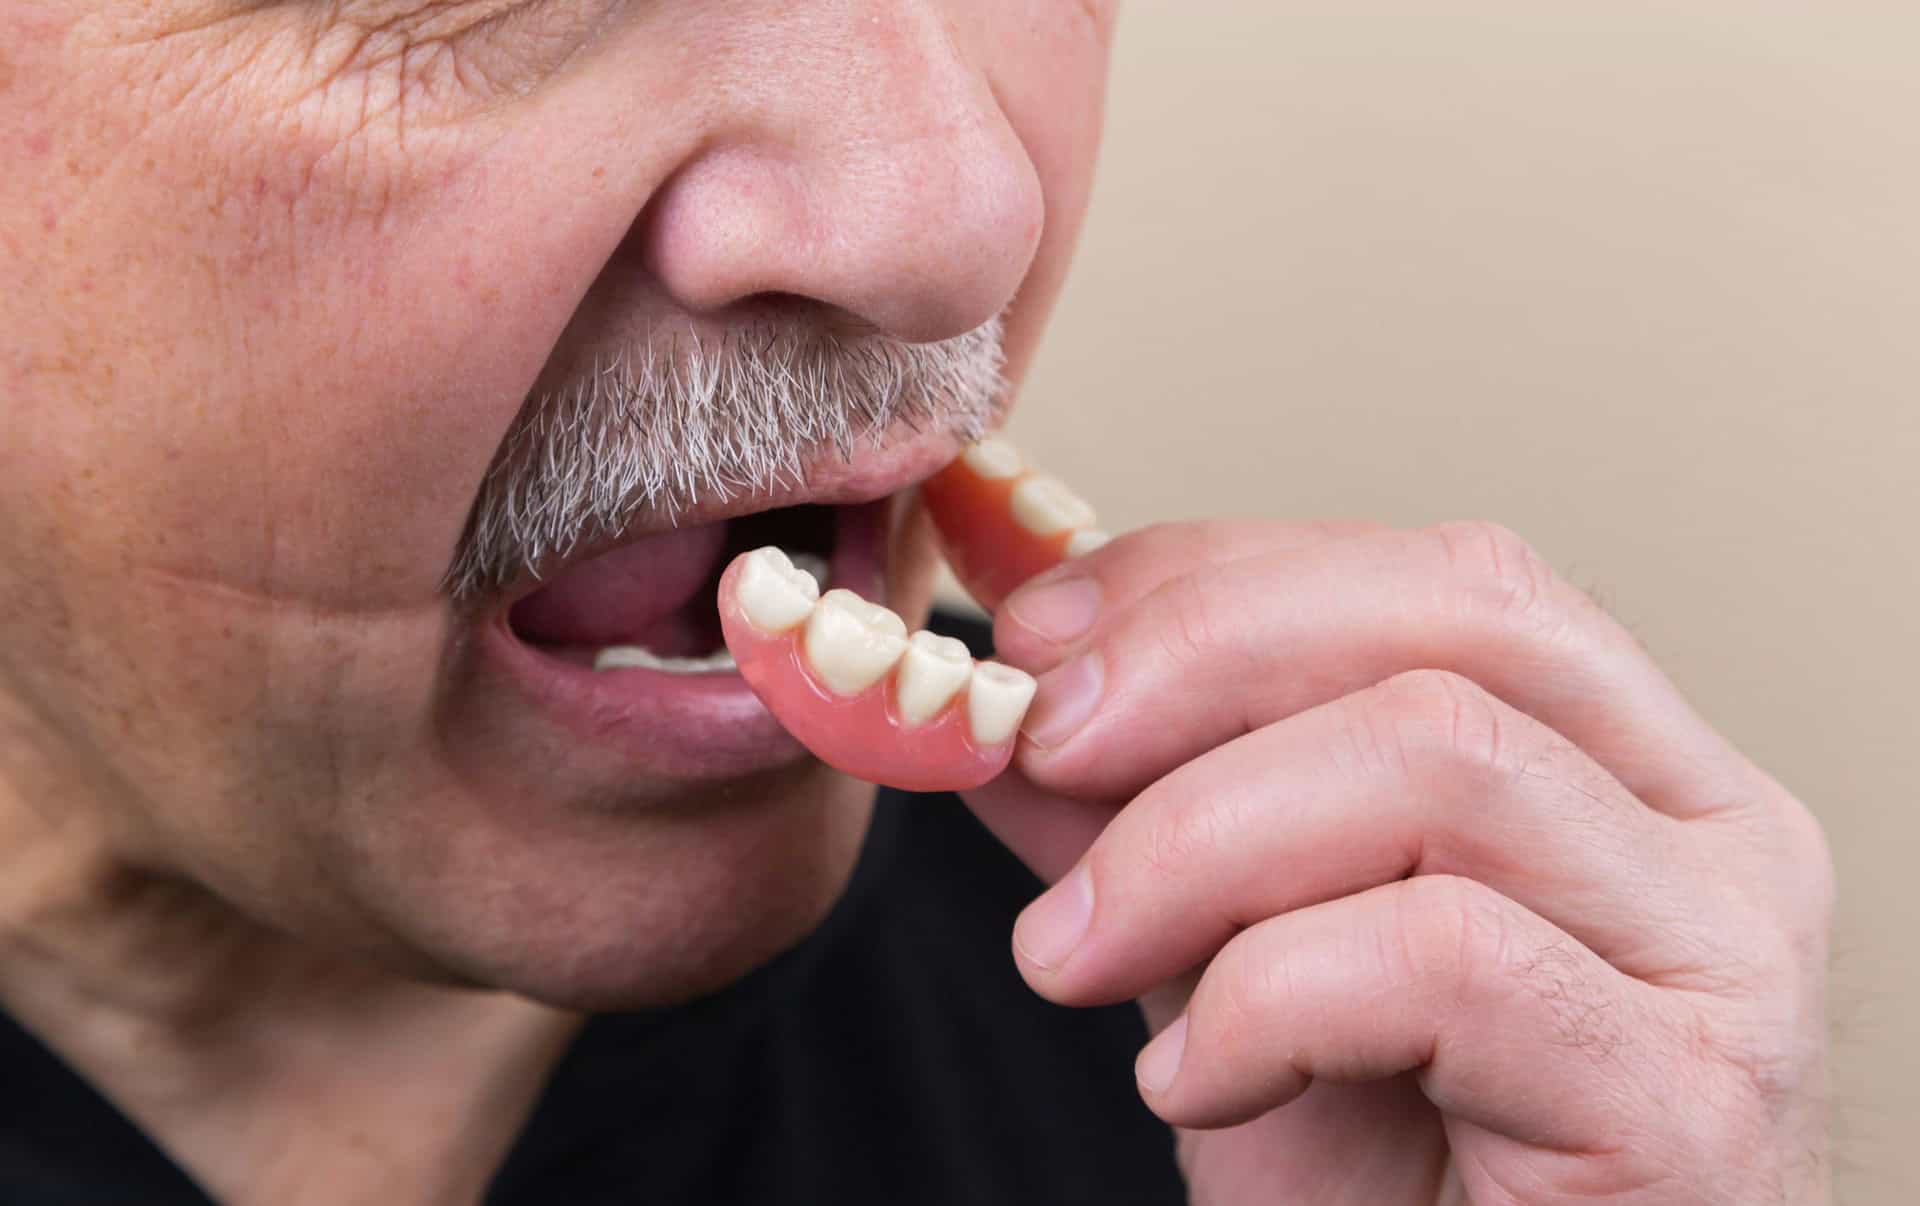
[477,424,970,612]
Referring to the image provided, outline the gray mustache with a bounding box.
[443,315,1006,600]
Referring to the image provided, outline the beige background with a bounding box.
[992,3,1918,1201]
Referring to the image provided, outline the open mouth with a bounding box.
[506,502,861,673]
[458,426,972,782]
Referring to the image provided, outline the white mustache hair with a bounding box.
[444,315,1006,600]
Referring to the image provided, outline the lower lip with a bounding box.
[477,500,892,780]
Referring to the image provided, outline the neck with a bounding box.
[0,772,581,1206]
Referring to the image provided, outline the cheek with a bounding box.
[3,15,710,613]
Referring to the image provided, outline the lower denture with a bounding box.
[717,548,1033,792]
[715,438,1095,792]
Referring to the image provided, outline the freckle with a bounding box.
[592,165,606,181]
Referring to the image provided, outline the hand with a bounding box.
[961,520,1833,1204]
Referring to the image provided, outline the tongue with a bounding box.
[510,522,729,649]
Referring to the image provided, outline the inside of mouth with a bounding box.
[509,504,837,660]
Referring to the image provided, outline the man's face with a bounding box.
[0,1,1112,1006]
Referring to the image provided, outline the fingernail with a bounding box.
[1006,576,1102,645]
[1020,651,1103,749]
[1136,1013,1188,1095]
[1013,865,1093,971]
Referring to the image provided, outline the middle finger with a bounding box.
[1010,670,1731,1007]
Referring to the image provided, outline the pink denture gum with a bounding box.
[717,556,1024,792]
[718,438,1106,792]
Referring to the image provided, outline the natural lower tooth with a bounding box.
[736,546,821,632]
[595,646,739,674]
[961,437,1024,480]
[894,631,973,726]
[967,661,1037,746]
[1010,474,1098,537]
[803,589,909,695]
[1065,528,1112,558]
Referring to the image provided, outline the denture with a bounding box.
[717,548,1036,791]
[716,439,1104,792]
[917,437,1108,611]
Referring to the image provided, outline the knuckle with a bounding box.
[1146,572,1228,674]
[1402,877,1629,1059]
[1135,794,1235,883]
[1392,874,1514,996]
[1428,519,1563,632]
[1200,930,1291,1045]
[1360,669,1511,788]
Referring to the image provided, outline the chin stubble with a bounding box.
[442,315,1006,601]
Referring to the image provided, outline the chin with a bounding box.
[328,758,879,1012]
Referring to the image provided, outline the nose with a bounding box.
[636,6,1045,343]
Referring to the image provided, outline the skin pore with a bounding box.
[0,1,1115,1200]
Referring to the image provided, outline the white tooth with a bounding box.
[594,646,738,674]
[787,552,830,588]
[894,631,973,727]
[803,589,908,695]
[961,437,1024,480]
[1010,475,1098,537]
[736,546,820,632]
[594,646,657,671]
[967,661,1037,747]
[1065,528,1112,558]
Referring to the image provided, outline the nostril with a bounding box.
[718,292,884,341]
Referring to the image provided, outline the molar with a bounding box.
[803,589,909,695]
[894,631,973,726]
[736,547,822,632]
[967,661,1038,746]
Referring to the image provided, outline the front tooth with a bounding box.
[894,631,973,726]
[804,589,909,695]
[1065,528,1112,558]
[736,546,821,632]
[961,437,1024,480]
[967,661,1037,746]
[1010,475,1098,537]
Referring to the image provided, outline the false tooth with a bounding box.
[803,589,909,695]
[1010,474,1098,537]
[1065,528,1112,558]
[961,437,1024,480]
[894,631,973,726]
[736,546,821,632]
[967,661,1037,746]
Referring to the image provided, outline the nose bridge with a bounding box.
[639,1,1044,342]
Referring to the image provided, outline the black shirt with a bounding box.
[0,619,1185,1204]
